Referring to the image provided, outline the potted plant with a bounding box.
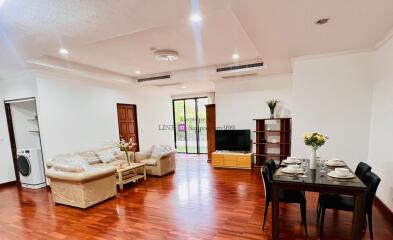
[114,138,137,165]
[266,99,279,119]
[303,132,328,169]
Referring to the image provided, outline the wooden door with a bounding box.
[117,104,139,152]
[206,104,216,161]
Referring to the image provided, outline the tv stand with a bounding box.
[212,151,252,170]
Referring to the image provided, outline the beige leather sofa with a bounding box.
[46,147,133,209]
[135,145,176,176]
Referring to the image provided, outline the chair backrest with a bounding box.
[355,162,371,180]
[363,171,381,214]
[261,166,272,202]
[266,159,276,178]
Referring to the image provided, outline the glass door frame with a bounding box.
[172,97,208,154]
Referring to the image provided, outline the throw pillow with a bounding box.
[96,150,116,163]
[79,152,101,165]
[150,145,163,159]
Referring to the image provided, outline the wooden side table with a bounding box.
[116,163,146,190]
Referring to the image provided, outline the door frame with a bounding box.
[116,103,140,152]
[172,97,208,154]
[4,97,46,184]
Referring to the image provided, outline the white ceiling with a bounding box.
[1,0,393,91]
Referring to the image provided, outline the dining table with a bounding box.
[271,159,367,240]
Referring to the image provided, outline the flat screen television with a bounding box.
[215,130,251,152]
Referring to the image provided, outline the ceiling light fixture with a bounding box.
[59,48,69,55]
[154,49,179,61]
[315,18,330,25]
[135,70,141,75]
[232,53,240,60]
[190,14,202,22]
[181,85,187,89]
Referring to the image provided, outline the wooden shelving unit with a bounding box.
[253,118,291,167]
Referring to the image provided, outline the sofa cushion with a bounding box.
[107,159,126,166]
[110,147,123,157]
[79,151,101,165]
[96,150,116,163]
[151,145,168,159]
[141,158,159,166]
[53,163,85,173]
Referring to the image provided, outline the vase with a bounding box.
[125,151,131,165]
[310,147,317,169]
[269,109,275,119]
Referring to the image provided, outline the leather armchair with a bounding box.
[46,166,117,209]
[135,147,176,176]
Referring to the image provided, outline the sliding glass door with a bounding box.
[173,97,208,154]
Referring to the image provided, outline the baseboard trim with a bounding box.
[0,181,17,188]
[374,196,393,223]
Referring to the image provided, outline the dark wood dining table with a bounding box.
[271,160,367,239]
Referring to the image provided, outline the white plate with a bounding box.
[281,167,303,174]
[327,171,355,179]
[283,159,301,164]
[326,159,346,167]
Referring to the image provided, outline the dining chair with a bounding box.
[261,166,308,237]
[355,162,372,180]
[317,161,372,222]
[318,171,381,239]
[266,159,276,178]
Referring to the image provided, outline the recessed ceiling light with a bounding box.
[135,70,141,74]
[232,53,240,60]
[190,14,202,22]
[315,18,330,25]
[181,85,187,89]
[59,48,69,55]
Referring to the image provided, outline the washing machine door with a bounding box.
[17,155,31,177]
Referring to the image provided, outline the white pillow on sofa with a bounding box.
[150,145,164,159]
[96,150,116,163]
[79,151,101,165]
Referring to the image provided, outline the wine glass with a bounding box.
[300,159,308,178]
[320,159,327,173]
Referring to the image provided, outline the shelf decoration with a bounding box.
[266,99,279,119]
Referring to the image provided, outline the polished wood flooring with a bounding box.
[0,154,392,239]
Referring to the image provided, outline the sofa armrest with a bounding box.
[159,150,177,159]
[46,166,117,183]
[135,152,151,162]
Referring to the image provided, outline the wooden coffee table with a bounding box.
[116,162,146,190]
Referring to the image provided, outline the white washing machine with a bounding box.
[17,148,46,189]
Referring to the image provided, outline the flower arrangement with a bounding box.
[303,132,328,169]
[303,132,328,149]
[114,138,137,165]
[266,99,279,119]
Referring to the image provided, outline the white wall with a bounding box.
[215,74,293,148]
[35,74,174,161]
[368,35,393,211]
[292,52,374,170]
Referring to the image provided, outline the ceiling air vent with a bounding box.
[137,74,171,83]
[216,61,264,73]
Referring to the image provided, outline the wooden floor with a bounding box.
[0,154,392,240]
